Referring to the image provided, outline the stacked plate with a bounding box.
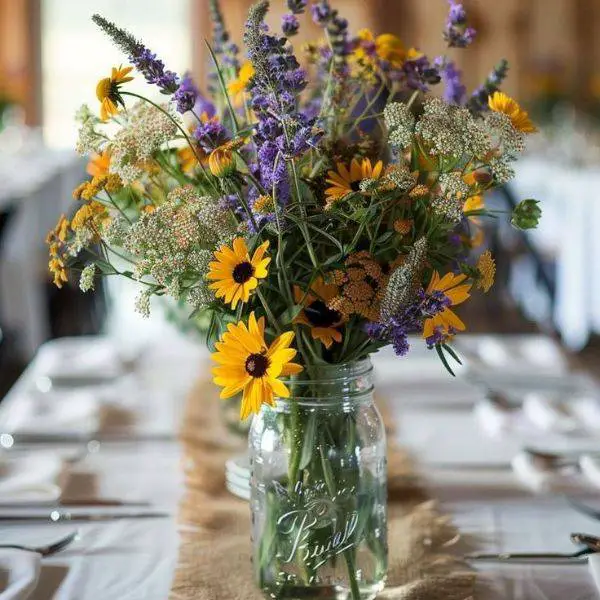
[225,454,251,500]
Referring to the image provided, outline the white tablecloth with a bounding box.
[0,142,84,359]
[512,158,600,350]
[1,332,599,599]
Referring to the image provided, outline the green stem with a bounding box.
[256,288,281,335]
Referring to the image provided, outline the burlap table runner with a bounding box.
[169,378,476,600]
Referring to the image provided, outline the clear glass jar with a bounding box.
[249,359,387,600]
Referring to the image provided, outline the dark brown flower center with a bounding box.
[305,300,341,328]
[245,352,269,378]
[232,261,254,284]
[350,180,361,192]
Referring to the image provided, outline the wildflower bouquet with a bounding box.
[49,1,540,597]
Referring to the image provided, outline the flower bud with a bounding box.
[208,147,235,178]
[511,199,541,230]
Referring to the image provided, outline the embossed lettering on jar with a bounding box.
[249,359,387,600]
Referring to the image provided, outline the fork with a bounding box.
[0,530,78,556]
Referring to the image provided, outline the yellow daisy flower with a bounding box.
[476,250,496,293]
[207,238,270,309]
[325,158,384,206]
[212,312,303,419]
[208,146,235,177]
[177,145,206,173]
[375,33,405,66]
[227,62,255,105]
[96,65,134,121]
[488,91,537,134]
[463,195,484,213]
[86,149,111,178]
[423,271,472,343]
[293,277,344,349]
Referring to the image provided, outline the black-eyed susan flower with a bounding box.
[423,271,471,345]
[325,158,384,207]
[227,62,255,105]
[208,146,235,177]
[488,91,537,134]
[476,250,496,293]
[212,312,303,419]
[96,65,134,121]
[293,278,344,349]
[86,149,111,178]
[207,238,270,309]
[177,144,206,173]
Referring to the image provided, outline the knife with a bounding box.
[0,499,151,508]
[0,432,175,448]
[464,550,590,563]
[0,510,170,522]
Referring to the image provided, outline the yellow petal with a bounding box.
[281,362,303,376]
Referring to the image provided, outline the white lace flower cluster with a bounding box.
[121,186,235,315]
[109,102,178,183]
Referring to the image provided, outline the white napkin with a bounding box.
[474,397,523,437]
[0,390,100,438]
[579,455,600,488]
[476,337,511,367]
[34,336,122,380]
[511,450,582,493]
[522,392,579,433]
[0,549,41,600]
[571,395,600,433]
[0,454,63,504]
[588,553,600,597]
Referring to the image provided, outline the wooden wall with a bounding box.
[1,0,599,125]
[192,0,600,105]
[0,0,41,125]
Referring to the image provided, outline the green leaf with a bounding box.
[376,231,394,244]
[278,304,303,325]
[442,343,463,366]
[435,344,456,377]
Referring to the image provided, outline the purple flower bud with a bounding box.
[192,119,229,152]
[282,13,299,36]
[173,72,198,114]
[287,0,307,14]
[435,57,466,105]
[311,1,331,25]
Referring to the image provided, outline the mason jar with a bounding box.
[249,359,387,600]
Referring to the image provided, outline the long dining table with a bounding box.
[1,328,599,599]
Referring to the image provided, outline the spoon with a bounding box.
[465,532,600,563]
